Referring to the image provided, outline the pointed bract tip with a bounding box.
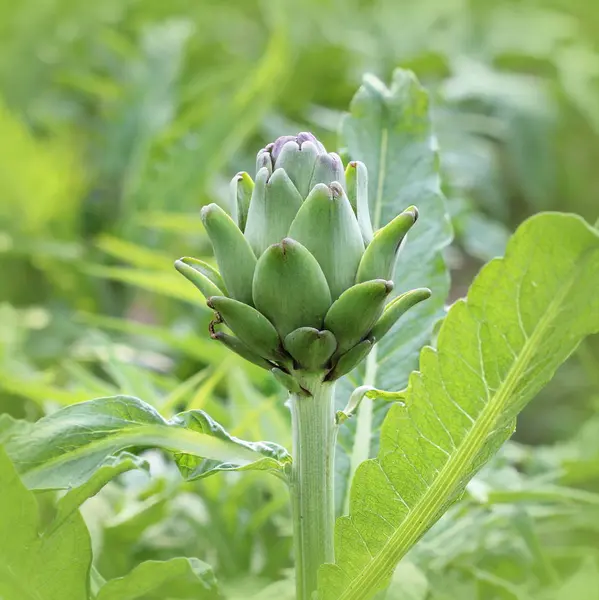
[296,131,319,147]
[406,205,419,222]
[329,181,344,198]
[200,203,219,222]
[206,296,216,309]
[175,256,195,267]
[279,237,295,254]
[384,280,395,294]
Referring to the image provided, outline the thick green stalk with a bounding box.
[289,376,337,600]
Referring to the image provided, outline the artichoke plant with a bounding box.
[175,132,431,599]
[175,132,430,392]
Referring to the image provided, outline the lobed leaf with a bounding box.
[341,68,452,387]
[336,68,452,510]
[319,213,599,599]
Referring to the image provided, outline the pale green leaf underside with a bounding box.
[319,213,599,600]
[0,446,91,600]
[341,69,452,389]
[4,395,290,490]
[336,68,452,512]
[97,557,220,600]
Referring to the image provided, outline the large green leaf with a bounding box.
[0,445,91,600]
[4,395,290,490]
[97,557,221,600]
[319,213,599,600]
[336,69,452,510]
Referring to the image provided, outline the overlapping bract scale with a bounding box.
[176,133,431,387]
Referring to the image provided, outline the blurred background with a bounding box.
[1,0,598,598]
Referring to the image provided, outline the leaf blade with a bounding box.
[319,213,599,600]
[96,557,221,600]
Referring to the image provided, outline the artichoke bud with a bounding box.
[230,171,254,233]
[244,167,303,257]
[288,182,364,300]
[252,238,331,338]
[207,295,283,363]
[176,131,431,387]
[284,327,337,371]
[327,338,375,381]
[356,206,419,283]
[200,203,257,306]
[175,257,227,299]
[210,331,273,371]
[324,279,394,355]
[370,288,432,342]
[346,161,374,244]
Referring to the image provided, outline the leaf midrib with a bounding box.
[373,127,388,230]
[336,258,581,600]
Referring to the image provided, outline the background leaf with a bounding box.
[336,69,453,511]
[319,213,599,600]
[97,557,221,600]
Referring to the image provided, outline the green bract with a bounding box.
[176,132,431,388]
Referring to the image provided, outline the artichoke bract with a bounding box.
[175,132,431,390]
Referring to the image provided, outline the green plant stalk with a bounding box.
[289,376,337,600]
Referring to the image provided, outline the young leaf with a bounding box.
[3,395,290,490]
[97,557,221,600]
[336,68,452,510]
[0,445,91,600]
[319,213,599,600]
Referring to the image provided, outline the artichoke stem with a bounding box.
[289,375,337,600]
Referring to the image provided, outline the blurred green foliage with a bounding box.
[1,0,598,597]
